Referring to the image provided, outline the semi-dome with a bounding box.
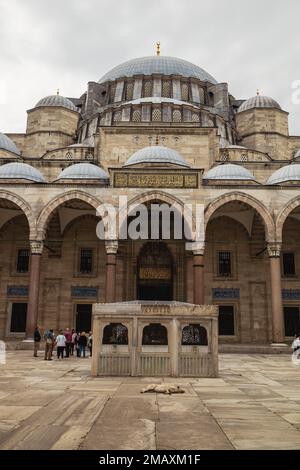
[0,162,45,182]
[203,163,255,181]
[238,95,281,113]
[267,164,300,185]
[0,133,21,155]
[35,95,78,112]
[99,56,217,84]
[57,163,109,180]
[124,146,190,168]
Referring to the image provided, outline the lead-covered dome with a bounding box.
[0,162,45,182]
[99,56,217,84]
[35,95,78,112]
[267,164,300,185]
[0,133,21,155]
[238,95,281,113]
[124,146,190,168]
[203,163,255,181]
[57,163,109,180]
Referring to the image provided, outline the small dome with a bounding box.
[99,56,217,84]
[267,164,300,185]
[0,133,21,155]
[238,95,281,113]
[35,95,78,112]
[124,146,190,168]
[0,162,45,182]
[203,163,255,181]
[57,163,109,180]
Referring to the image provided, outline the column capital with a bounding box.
[267,242,282,258]
[30,240,44,255]
[188,241,205,256]
[105,240,118,255]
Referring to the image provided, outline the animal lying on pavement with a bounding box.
[141,383,185,394]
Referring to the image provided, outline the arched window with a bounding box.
[102,323,128,345]
[142,323,168,345]
[181,324,208,346]
[152,108,162,121]
[65,152,73,160]
[208,91,214,106]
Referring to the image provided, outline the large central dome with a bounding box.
[99,56,217,84]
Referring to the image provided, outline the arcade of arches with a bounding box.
[0,193,300,345]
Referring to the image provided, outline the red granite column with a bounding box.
[105,241,118,303]
[193,244,205,305]
[268,243,285,343]
[25,241,43,339]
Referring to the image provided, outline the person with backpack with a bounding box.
[33,326,41,357]
[70,329,76,356]
[44,329,54,361]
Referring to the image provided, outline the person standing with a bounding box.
[64,328,72,358]
[87,331,93,357]
[78,332,87,358]
[44,329,54,361]
[33,326,41,357]
[70,329,76,356]
[56,330,66,360]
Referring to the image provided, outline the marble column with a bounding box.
[268,243,285,343]
[193,243,205,305]
[25,241,43,339]
[105,240,118,303]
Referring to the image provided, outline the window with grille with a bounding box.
[283,252,296,277]
[240,154,248,162]
[143,80,152,97]
[152,108,161,121]
[162,80,171,97]
[65,152,73,160]
[219,305,235,335]
[17,249,29,273]
[126,82,134,100]
[199,87,205,103]
[132,109,141,122]
[181,82,189,101]
[80,249,93,274]
[110,85,116,103]
[113,111,122,122]
[172,109,182,122]
[192,112,200,122]
[218,251,232,277]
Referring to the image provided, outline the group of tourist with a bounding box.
[33,327,93,360]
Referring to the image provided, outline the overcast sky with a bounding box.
[0,0,299,134]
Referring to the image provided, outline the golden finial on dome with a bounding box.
[156,42,160,56]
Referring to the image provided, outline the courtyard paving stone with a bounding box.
[0,351,299,449]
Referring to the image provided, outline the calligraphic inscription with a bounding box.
[71,287,98,298]
[114,172,198,188]
[139,267,171,280]
[212,288,240,299]
[7,286,29,296]
[282,289,300,300]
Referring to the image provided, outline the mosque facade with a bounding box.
[1,50,300,345]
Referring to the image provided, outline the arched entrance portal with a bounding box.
[137,242,173,301]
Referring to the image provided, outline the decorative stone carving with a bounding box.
[267,242,281,258]
[105,240,118,254]
[113,172,198,188]
[30,240,44,255]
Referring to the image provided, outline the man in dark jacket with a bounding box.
[78,332,87,358]
[33,326,41,357]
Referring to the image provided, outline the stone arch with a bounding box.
[0,190,36,239]
[119,190,195,240]
[276,195,300,242]
[205,192,275,242]
[37,190,102,240]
